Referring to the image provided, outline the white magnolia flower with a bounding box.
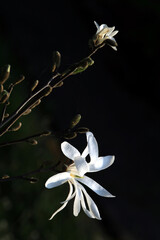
[45,132,115,220]
[92,21,118,50]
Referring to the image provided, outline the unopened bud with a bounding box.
[43,86,52,97]
[31,99,41,109]
[27,139,38,145]
[31,80,39,92]
[40,131,51,137]
[54,81,63,88]
[0,90,9,104]
[0,65,11,84]
[64,131,77,139]
[70,114,81,128]
[52,51,61,72]
[14,75,25,85]
[9,122,22,132]
[29,177,38,183]
[23,109,32,115]
[2,175,10,179]
[76,127,89,134]
[0,84,4,93]
[4,113,9,118]
[72,57,94,75]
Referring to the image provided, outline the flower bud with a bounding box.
[64,132,77,139]
[14,75,25,86]
[0,90,10,104]
[70,114,81,128]
[30,99,41,110]
[0,65,11,84]
[0,84,4,93]
[52,51,61,72]
[9,122,22,132]
[72,57,94,75]
[76,127,89,134]
[27,139,38,145]
[31,80,39,92]
[23,109,32,115]
[54,81,63,88]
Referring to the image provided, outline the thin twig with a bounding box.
[0,130,52,148]
[0,46,102,137]
[0,161,61,183]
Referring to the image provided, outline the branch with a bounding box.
[0,130,52,148]
[0,45,103,137]
[0,161,61,183]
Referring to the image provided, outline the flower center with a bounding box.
[70,173,83,178]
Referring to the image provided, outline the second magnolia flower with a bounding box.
[45,131,115,220]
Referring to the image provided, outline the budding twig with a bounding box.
[0,45,104,137]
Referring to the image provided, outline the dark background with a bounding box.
[0,0,160,239]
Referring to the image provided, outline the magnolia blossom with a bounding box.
[92,21,118,50]
[45,132,115,220]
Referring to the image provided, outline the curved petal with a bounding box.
[110,30,119,38]
[45,172,70,189]
[77,175,115,197]
[73,179,81,216]
[77,183,95,219]
[86,132,99,162]
[78,183,101,220]
[81,145,89,158]
[74,156,89,177]
[61,141,80,160]
[88,156,115,172]
[61,189,76,204]
[49,181,73,220]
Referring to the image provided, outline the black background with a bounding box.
[0,1,160,240]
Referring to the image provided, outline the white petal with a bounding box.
[86,132,99,162]
[61,190,76,204]
[88,156,115,172]
[79,183,101,220]
[77,183,96,219]
[49,181,73,220]
[77,175,115,197]
[81,145,89,158]
[73,180,81,216]
[94,21,99,29]
[109,30,119,38]
[80,190,95,218]
[74,156,89,177]
[45,172,70,189]
[98,24,108,32]
[61,141,80,160]
[110,45,117,51]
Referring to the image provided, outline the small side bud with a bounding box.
[31,80,39,92]
[23,109,32,115]
[30,99,41,110]
[52,51,61,72]
[76,127,89,134]
[43,86,52,97]
[70,114,81,128]
[54,81,63,88]
[2,175,10,179]
[0,84,4,93]
[64,132,77,139]
[29,177,38,183]
[14,75,25,86]
[27,139,38,145]
[40,131,51,137]
[9,122,22,132]
[0,90,10,104]
[72,57,94,75]
[4,113,9,118]
[0,65,11,84]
